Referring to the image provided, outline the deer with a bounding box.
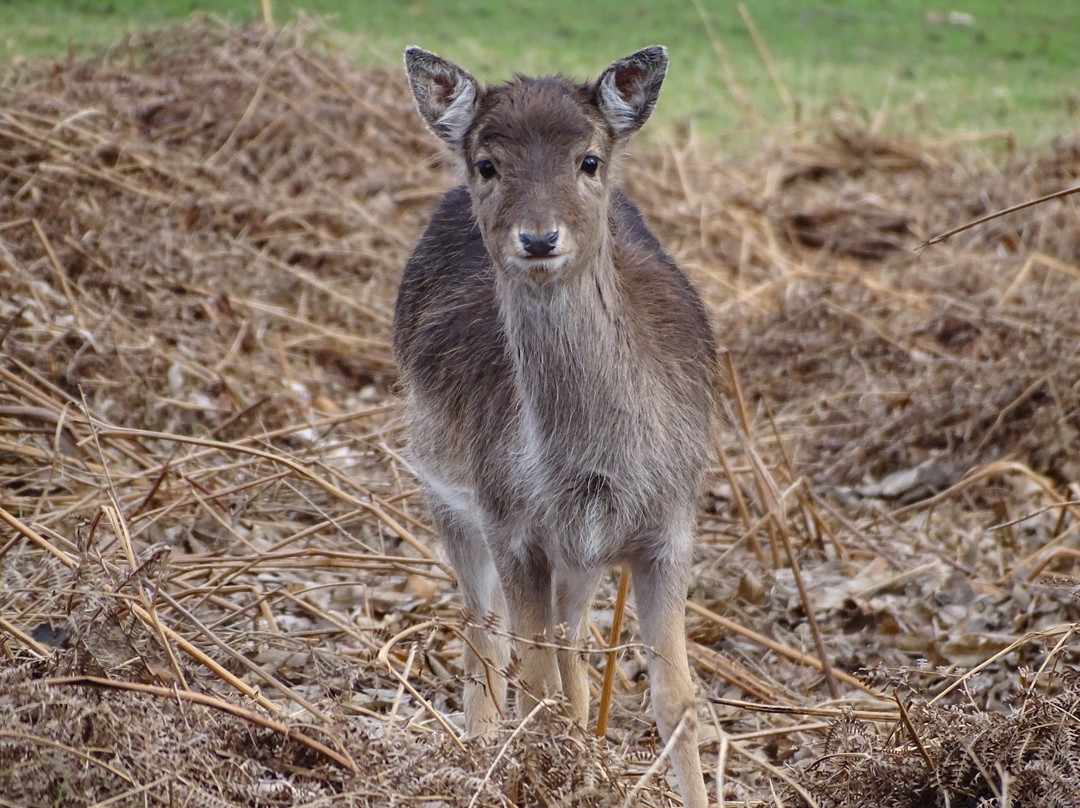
[394,46,718,808]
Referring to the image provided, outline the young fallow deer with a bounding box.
[395,46,717,808]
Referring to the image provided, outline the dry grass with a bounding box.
[1,18,1079,807]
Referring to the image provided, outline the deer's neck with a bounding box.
[495,250,649,460]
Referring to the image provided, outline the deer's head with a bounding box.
[405,47,667,281]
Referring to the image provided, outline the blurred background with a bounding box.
[3,0,1078,148]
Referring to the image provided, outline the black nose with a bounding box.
[519,230,559,257]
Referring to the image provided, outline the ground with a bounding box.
[1,19,1079,808]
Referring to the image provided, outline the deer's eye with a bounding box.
[580,155,601,176]
[475,159,497,180]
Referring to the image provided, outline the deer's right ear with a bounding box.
[404,47,480,147]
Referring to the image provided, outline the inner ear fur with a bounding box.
[595,46,668,138]
[404,46,481,147]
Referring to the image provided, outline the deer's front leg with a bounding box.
[497,548,561,717]
[433,502,509,738]
[632,551,709,808]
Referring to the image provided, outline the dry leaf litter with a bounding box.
[1,19,1079,807]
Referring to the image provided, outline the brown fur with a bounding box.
[395,46,717,808]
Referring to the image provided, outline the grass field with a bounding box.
[2,1,1078,147]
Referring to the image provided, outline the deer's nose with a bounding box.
[519,230,559,257]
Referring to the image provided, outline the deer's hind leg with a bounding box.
[554,567,602,726]
[492,540,563,718]
[429,495,509,738]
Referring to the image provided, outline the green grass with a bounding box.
[2,0,1078,148]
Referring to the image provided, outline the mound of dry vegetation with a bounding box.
[1,19,1078,807]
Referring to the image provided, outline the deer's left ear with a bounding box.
[595,46,668,138]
